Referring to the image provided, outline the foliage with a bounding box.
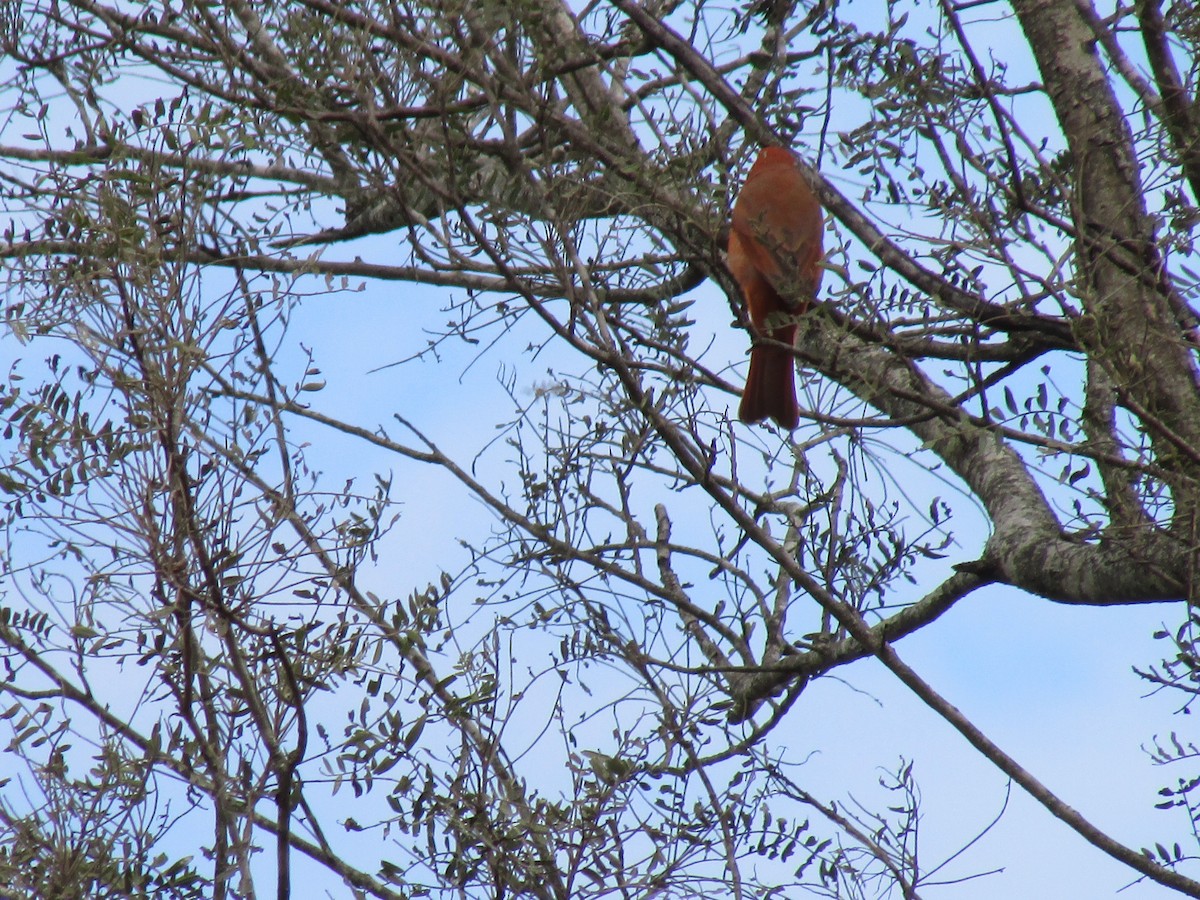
[1,0,1199,897]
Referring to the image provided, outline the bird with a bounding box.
[727,146,824,430]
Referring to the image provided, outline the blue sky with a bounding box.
[261,249,1194,896]
[1,1,1197,896]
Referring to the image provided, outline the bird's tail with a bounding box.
[738,323,798,430]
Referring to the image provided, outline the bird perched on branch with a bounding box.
[727,146,824,430]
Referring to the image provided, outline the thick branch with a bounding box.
[1013,0,1200,501]
[799,314,1188,602]
[728,567,991,721]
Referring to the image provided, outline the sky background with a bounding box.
[262,256,1194,897]
[1,1,1198,897]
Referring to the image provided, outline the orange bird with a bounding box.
[728,146,824,430]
